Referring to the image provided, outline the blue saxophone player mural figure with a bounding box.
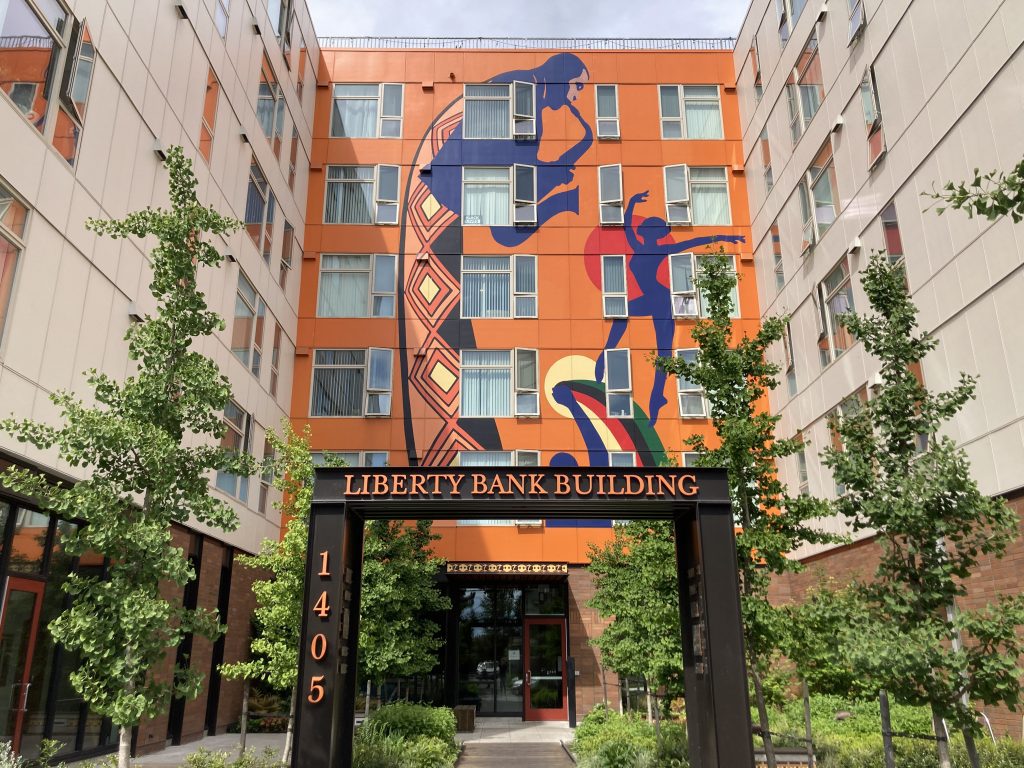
[595,190,745,426]
[420,52,593,247]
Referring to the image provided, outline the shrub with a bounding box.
[815,737,1024,768]
[404,736,459,768]
[0,740,70,768]
[184,748,280,768]
[353,726,411,768]
[366,702,457,745]
[573,705,689,768]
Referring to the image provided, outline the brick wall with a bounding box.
[568,567,619,717]
[770,492,1024,739]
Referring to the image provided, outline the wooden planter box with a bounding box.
[454,704,476,733]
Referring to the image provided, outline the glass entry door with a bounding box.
[0,578,45,753]
[523,618,567,721]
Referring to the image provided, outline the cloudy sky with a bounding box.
[306,0,748,39]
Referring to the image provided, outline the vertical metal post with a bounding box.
[801,680,815,768]
[567,657,577,728]
[292,504,364,768]
[674,512,705,768]
[879,689,895,768]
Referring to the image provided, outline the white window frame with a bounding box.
[609,451,636,467]
[848,0,866,44]
[601,255,628,318]
[463,83,513,140]
[604,348,633,419]
[458,349,539,418]
[595,84,620,139]
[659,85,723,140]
[461,166,512,227]
[215,0,230,37]
[861,67,886,169]
[817,258,853,367]
[681,451,701,468]
[669,252,698,318]
[513,81,536,138]
[695,254,740,318]
[771,223,784,292]
[317,254,396,318]
[457,450,540,467]
[689,166,731,226]
[513,163,537,225]
[460,255,536,320]
[365,347,394,417]
[330,83,404,139]
[675,348,707,418]
[798,142,837,254]
[599,164,624,225]
[777,0,808,45]
[216,401,253,503]
[309,348,394,418]
[232,274,266,377]
[375,164,400,224]
[663,164,691,225]
[0,180,29,344]
[312,451,388,467]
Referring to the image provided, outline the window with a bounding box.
[458,450,539,467]
[245,158,276,263]
[604,348,633,419]
[697,254,740,317]
[0,181,29,342]
[602,255,627,317]
[818,259,854,367]
[54,20,94,166]
[231,274,266,377]
[751,39,763,102]
[609,452,635,467]
[463,82,533,139]
[269,322,282,398]
[798,141,838,252]
[268,0,292,39]
[288,126,299,190]
[461,255,536,319]
[199,67,219,164]
[783,321,797,396]
[771,223,784,292]
[215,0,229,36]
[777,0,809,45]
[257,54,285,157]
[459,349,538,418]
[681,451,701,468]
[664,165,690,224]
[215,401,252,502]
[830,389,867,494]
[312,451,388,467]
[796,443,809,495]
[0,0,67,135]
[880,202,904,267]
[258,435,275,515]
[786,33,823,144]
[848,0,866,43]
[760,129,773,192]
[595,85,620,138]
[330,83,404,138]
[659,85,723,140]
[669,253,697,317]
[310,348,393,417]
[318,254,396,318]
[325,165,399,225]
[690,167,730,225]
[860,67,886,168]
[675,349,706,417]
[599,165,623,225]
[280,220,296,289]
[461,166,536,227]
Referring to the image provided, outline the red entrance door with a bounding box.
[523,618,567,721]
[0,578,45,753]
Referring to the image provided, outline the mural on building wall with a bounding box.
[397,53,741,474]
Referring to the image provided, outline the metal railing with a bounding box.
[0,35,54,49]
[317,36,735,51]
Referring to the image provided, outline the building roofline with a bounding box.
[316,36,736,51]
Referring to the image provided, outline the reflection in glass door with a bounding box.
[524,618,567,721]
[0,578,45,753]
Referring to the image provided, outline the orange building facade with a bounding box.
[297,42,753,720]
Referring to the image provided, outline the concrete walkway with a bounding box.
[67,734,286,767]
[457,743,574,767]
[457,717,573,745]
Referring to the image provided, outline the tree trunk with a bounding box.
[239,678,250,758]
[932,707,951,768]
[281,684,297,765]
[652,684,662,744]
[600,664,608,708]
[644,678,653,721]
[879,690,895,768]
[962,725,980,768]
[801,680,815,768]
[752,667,777,768]
[118,725,131,768]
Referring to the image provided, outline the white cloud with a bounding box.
[306,0,748,39]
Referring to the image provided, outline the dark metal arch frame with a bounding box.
[292,466,755,768]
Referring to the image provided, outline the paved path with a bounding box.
[457,743,574,767]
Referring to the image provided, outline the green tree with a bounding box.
[359,519,451,698]
[928,157,1024,223]
[654,250,834,768]
[823,251,1024,768]
[220,421,317,763]
[587,520,685,709]
[0,147,255,768]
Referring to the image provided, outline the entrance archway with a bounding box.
[291,466,754,768]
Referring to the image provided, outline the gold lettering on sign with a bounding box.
[575,475,593,496]
[528,474,545,495]
[606,474,626,496]
[679,474,700,496]
[372,474,388,495]
[656,475,678,496]
[472,474,488,495]
[409,474,428,496]
[392,474,407,495]
[489,475,513,496]
[307,676,325,704]
[645,475,656,496]
[508,475,527,495]
[624,474,645,495]
[554,474,570,495]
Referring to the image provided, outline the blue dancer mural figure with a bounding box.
[421,53,593,247]
[595,190,745,426]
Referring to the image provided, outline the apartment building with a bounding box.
[298,38,750,720]
[734,0,1024,736]
[0,0,317,758]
